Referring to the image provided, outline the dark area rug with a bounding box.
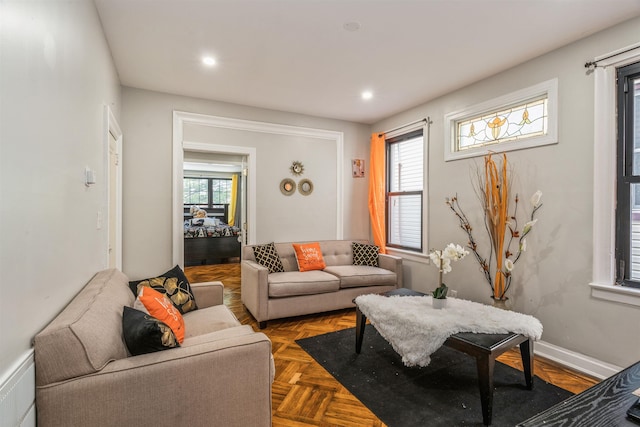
[296,327,573,427]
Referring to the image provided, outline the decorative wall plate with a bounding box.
[290,161,304,176]
[280,178,296,196]
[298,178,313,196]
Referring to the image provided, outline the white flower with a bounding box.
[520,238,527,252]
[530,190,543,208]
[455,243,469,258]
[430,243,467,274]
[505,259,514,272]
[441,258,452,273]
[443,243,469,261]
[523,219,538,234]
[443,244,457,260]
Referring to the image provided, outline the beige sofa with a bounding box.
[241,240,402,328]
[34,268,273,427]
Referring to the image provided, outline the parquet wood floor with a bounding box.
[185,263,600,426]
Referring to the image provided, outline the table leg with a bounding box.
[476,355,495,426]
[519,338,534,390]
[355,306,366,354]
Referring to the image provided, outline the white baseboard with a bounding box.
[535,340,622,380]
[0,350,36,427]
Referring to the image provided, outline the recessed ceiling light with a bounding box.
[343,22,361,32]
[362,91,373,100]
[202,56,216,66]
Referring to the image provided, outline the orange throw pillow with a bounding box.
[137,286,185,344]
[293,242,326,272]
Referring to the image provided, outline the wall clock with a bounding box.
[290,161,304,176]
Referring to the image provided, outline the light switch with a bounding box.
[85,167,96,186]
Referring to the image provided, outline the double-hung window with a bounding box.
[386,130,424,252]
[183,177,232,207]
[616,61,640,287]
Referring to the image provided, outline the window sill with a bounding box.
[589,282,640,307]
[386,247,429,264]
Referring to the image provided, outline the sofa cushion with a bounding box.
[134,286,185,344]
[129,265,198,314]
[183,304,241,338]
[352,242,379,267]
[323,265,397,288]
[181,324,256,347]
[273,240,360,270]
[253,242,285,273]
[315,240,355,266]
[34,269,135,386]
[293,242,326,272]
[122,306,179,356]
[268,271,340,297]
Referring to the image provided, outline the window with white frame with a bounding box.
[444,79,558,161]
[386,129,424,252]
[615,61,640,287]
[590,43,640,307]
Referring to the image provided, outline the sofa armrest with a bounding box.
[191,281,224,308]
[240,260,270,324]
[379,253,403,288]
[36,332,273,427]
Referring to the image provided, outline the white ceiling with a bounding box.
[95,0,640,124]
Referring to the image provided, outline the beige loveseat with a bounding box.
[34,268,273,427]
[241,240,402,328]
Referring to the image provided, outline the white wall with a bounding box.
[0,0,121,381]
[373,16,640,368]
[121,87,371,279]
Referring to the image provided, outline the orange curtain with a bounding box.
[228,174,238,226]
[368,133,387,254]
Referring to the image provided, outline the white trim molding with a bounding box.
[172,111,344,267]
[104,105,123,270]
[183,141,257,244]
[590,43,640,306]
[0,350,36,427]
[444,78,558,161]
[535,340,621,380]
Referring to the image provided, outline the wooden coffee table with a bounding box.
[518,360,640,426]
[354,288,534,426]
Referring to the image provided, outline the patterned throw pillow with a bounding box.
[129,265,198,314]
[122,306,180,356]
[352,242,379,267]
[135,286,185,344]
[292,242,326,272]
[253,242,285,273]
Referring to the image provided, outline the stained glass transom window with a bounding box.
[444,78,558,161]
[456,96,548,151]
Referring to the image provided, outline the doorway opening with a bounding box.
[172,110,343,267]
[182,152,246,266]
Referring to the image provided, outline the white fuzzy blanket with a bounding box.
[354,295,543,367]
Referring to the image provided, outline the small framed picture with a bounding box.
[352,159,365,178]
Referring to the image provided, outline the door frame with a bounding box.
[171,111,344,267]
[104,105,122,270]
[183,142,255,249]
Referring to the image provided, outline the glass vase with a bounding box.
[491,297,509,310]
